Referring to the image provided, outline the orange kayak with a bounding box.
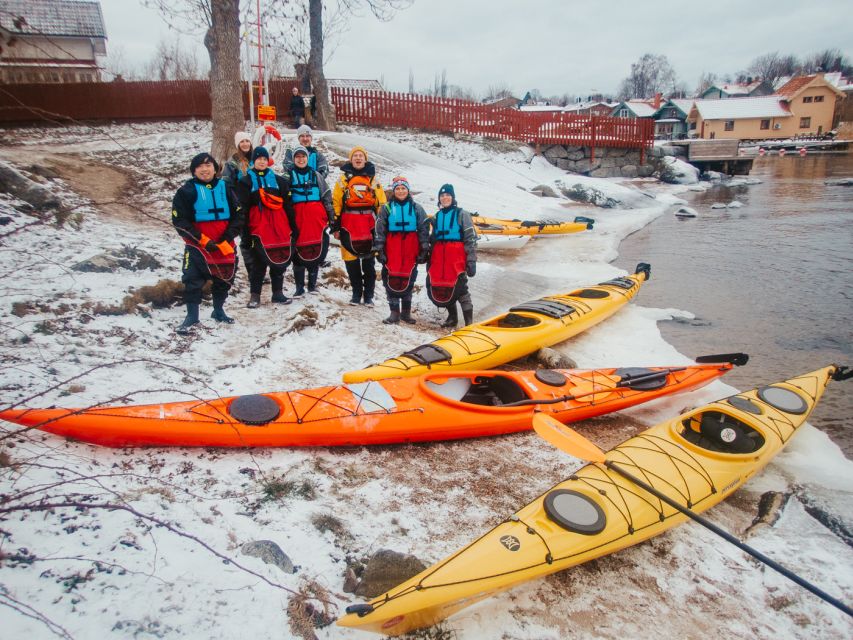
[0,357,743,448]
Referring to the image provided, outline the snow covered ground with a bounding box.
[0,121,851,640]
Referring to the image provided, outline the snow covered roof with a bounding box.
[0,0,106,38]
[776,74,845,99]
[327,78,384,91]
[613,101,657,117]
[692,96,791,120]
[518,105,565,112]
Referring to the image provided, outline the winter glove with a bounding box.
[205,240,219,253]
[376,251,387,265]
[466,261,477,277]
[328,220,340,233]
[216,240,234,256]
[417,246,430,264]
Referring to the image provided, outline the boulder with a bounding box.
[710,202,727,209]
[590,167,621,178]
[534,348,577,370]
[543,145,569,160]
[727,200,744,208]
[620,165,638,178]
[675,206,698,218]
[567,158,601,174]
[658,157,699,185]
[560,183,619,208]
[355,550,427,599]
[607,147,628,158]
[530,184,559,198]
[637,165,655,178]
[824,177,853,186]
[565,146,586,161]
[0,160,61,210]
[73,247,163,273]
[241,540,296,574]
[555,158,572,170]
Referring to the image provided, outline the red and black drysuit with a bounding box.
[374,196,430,312]
[237,168,297,296]
[427,205,478,325]
[171,176,244,306]
[288,164,334,293]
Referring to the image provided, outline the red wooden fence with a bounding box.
[0,81,653,157]
[331,87,654,152]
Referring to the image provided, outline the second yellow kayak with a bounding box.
[473,215,594,236]
[342,263,650,383]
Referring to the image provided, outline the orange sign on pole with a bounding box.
[258,105,276,122]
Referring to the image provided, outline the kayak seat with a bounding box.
[459,375,529,407]
[495,313,540,328]
[680,411,765,454]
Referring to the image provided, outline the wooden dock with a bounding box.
[670,140,754,176]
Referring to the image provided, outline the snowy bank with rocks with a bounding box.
[0,122,850,640]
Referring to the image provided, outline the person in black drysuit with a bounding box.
[171,152,244,335]
[289,86,306,129]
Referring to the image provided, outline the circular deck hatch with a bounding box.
[543,489,606,535]
[757,386,808,415]
[229,394,280,425]
[535,369,567,387]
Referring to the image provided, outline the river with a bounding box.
[616,153,853,457]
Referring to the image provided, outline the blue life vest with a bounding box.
[307,150,318,171]
[248,169,279,193]
[434,207,462,241]
[192,180,231,222]
[290,169,320,203]
[387,200,417,232]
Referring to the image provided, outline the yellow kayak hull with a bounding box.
[473,215,594,236]
[337,366,838,635]
[342,264,650,383]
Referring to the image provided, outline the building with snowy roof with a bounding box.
[699,80,773,100]
[611,99,658,119]
[687,74,845,140]
[0,0,107,84]
[651,98,696,140]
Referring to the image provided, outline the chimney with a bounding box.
[653,92,662,109]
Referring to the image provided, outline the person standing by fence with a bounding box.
[289,86,306,129]
[374,176,430,324]
[331,146,386,306]
[237,147,297,308]
[172,153,244,335]
[426,184,477,328]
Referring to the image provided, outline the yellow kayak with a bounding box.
[338,365,843,635]
[473,215,594,236]
[342,263,651,383]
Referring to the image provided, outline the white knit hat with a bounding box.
[234,131,252,147]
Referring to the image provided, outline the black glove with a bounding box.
[466,261,476,277]
[376,251,387,265]
[328,221,340,233]
[417,246,430,264]
[205,240,219,253]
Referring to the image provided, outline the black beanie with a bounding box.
[252,146,270,163]
[189,152,219,175]
[438,183,456,203]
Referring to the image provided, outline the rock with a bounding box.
[73,254,122,273]
[566,148,585,161]
[560,183,619,208]
[589,167,621,178]
[567,158,601,174]
[0,160,61,210]
[26,165,60,180]
[355,549,427,599]
[555,158,572,170]
[743,177,762,185]
[724,178,747,187]
[637,165,655,178]
[241,540,296,574]
[745,491,791,538]
[710,202,727,209]
[824,177,853,186]
[72,247,162,273]
[608,147,628,158]
[658,157,699,185]
[0,216,11,226]
[543,145,568,160]
[342,567,359,593]
[534,347,577,370]
[703,170,724,182]
[727,200,744,208]
[675,206,698,218]
[620,165,638,178]
[530,184,558,198]
[687,185,706,192]
[661,144,686,157]
[650,145,666,158]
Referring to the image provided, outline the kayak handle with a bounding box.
[635,262,651,280]
[832,366,853,381]
[695,352,749,367]
[345,603,375,617]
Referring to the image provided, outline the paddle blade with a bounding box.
[532,413,607,463]
[695,352,749,366]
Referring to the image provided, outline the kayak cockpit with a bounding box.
[481,312,541,329]
[678,410,765,454]
[424,374,530,407]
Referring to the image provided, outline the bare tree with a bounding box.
[747,51,800,86]
[695,71,718,95]
[143,36,205,81]
[484,83,514,102]
[802,48,852,75]
[307,0,335,129]
[408,67,414,94]
[617,53,678,100]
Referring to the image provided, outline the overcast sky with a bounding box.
[100,0,853,97]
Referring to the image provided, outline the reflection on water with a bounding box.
[617,154,853,456]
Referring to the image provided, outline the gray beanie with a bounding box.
[296,124,312,137]
[293,145,309,157]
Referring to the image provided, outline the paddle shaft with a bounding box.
[502,367,687,408]
[605,460,853,618]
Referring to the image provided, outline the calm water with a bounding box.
[616,154,853,456]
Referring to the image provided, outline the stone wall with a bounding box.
[539,144,655,178]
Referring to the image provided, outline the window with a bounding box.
[803,96,813,103]
[814,95,824,103]
[724,120,735,131]
[618,108,628,117]
[800,117,811,129]
[760,119,770,130]
[689,121,697,130]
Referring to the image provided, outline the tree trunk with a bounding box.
[307,0,336,131]
[205,0,244,166]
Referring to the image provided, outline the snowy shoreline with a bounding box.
[0,122,850,640]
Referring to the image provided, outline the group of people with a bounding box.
[170,125,478,335]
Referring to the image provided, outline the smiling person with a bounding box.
[426,184,477,328]
[374,176,430,324]
[222,131,255,279]
[331,146,387,306]
[237,147,297,308]
[283,125,328,179]
[288,145,334,296]
[171,152,244,335]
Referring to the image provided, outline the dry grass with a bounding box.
[322,266,349,289]
[286,579,337,640]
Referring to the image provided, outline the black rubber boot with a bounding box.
[211,306,235,324]
[246,293,261,308]
[176,303,200,335]
[308,270,319,294]
[440,304,458,329]
[383,310,400,324]
[271,290,292,305]
[400,300,416,324]
[461,304,474,327]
